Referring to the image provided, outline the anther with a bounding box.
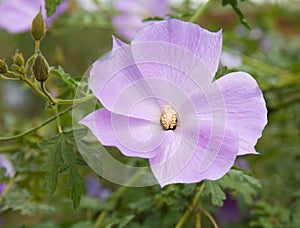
[160,105,177,131]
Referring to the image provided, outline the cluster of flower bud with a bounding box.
[31,9,45,42]
[32,53,50,82]
[0,59,8,73]
[12,50,25,74]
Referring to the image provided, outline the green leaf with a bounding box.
[219,169,261,204]
[128,197,154,213]
[157,185,191,211]
[167,12,194,20]
[101,214,135,228]
[182,183,196,197]
[80,196,115,211]
[70,221,94,228]
[118,215,135,228]
[142,16,165,22]
[222,0,251,29]
[2,189,55,216]
[249,200,290,227]
[40,134,64,194]
[202,180,227,207]
[67,166,86,209]
[45,0,62,17]
[50,66,80,93]
[215,66,229,79]
[39,129,88,209]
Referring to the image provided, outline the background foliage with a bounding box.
[0,0,299,227]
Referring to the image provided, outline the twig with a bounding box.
[189,0,213,23]
[0,105,73,141]
[175,183,205,228]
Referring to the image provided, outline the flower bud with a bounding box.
[32,53,50,82]
[0,59,8,73]
[13,50,24,67]
[31,10,45,41]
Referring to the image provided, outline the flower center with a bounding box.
[160,105,177,131]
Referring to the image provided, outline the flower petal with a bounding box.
[80,108,165,158]
[132,19,222,76]
[215,72,268,155]
[149,123,239,187]
[131,41,212,96]
[0,0,68,33]
[89,39,163,120]
[185,82,229,172]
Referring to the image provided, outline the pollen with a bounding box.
[160,105,177,131]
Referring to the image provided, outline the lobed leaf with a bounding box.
[219,169,261,204]
[45,0,62,17]
[39,129,88,209]
[2,189,55,216]
[203,180,227,207]
[40,133,64,194]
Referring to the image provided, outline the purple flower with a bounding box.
[80,19,267,187]
[0,0,69,34]
[216,194,241,226]
[85,174,111,199]
[0,155,14,195]
[112,0,170,40]
[220,51,242,68]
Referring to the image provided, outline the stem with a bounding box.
[8,70,50,102]
[0,145,20,153]
[0,106,73,141]
[0,74,20,81]
[94,171,143,228]
[95,211,107,228]
[56,94,95,105]
[40,81,56,105]
[189,0,213,23]
[175,183,205,228]
[201,208,219,228]
[35,41,40,54]
[109,171,142,201]
[195,206,201,228]
[0,175,16,206]
[238,51,289,76]
[24,54,36,75]
[54,105,63,133]
[6,70,94,106]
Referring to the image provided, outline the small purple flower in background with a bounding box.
[236,157,250,171]
[0,155,14,195]
[80,19,267,187]
[260,37,272,50]
[220,51,242,68]
[0,0,69,34]
[112,0,170,40]
[85,174,111,199]
[216,193,241,226]
[76,0,99,12]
